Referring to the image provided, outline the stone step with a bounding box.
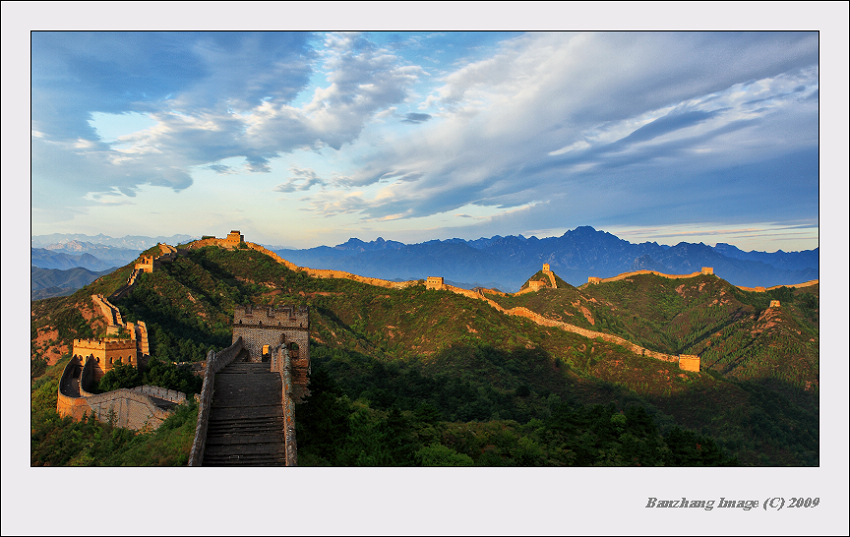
[207,417,285,435]
[205,431,286,446]
[203,442,287,459]
[213,377,281,390]
[201,357,288,466]
[219,362,271,373]
[202,453,286,466]
[207,401,282,417]
[204,441,287,455]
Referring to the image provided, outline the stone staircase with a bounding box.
[201,361,287,466]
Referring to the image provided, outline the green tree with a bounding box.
[98,363,142,392]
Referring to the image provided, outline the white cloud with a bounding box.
[303,32,818,229]
[31,31,819,242]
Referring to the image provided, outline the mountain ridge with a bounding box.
[275,226,818,291]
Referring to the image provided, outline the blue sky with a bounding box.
[27,29,824,251]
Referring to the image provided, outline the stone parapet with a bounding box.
[271,345,298,466]
[188,338,246,466]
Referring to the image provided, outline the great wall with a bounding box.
[188,304,309,466]
[55,292,185,431]
[129,230,819,378]
[52,230,817,464]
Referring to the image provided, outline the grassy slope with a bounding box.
[30,245,818,465]
[490,273,819,386]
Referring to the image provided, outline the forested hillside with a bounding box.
[30,243,818,466]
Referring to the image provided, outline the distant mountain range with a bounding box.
[31,233,195,271]
[31,233,194,250]
[30,228,818,295]
[31,266,114,300]
[31,233,196,299]
[274,226,818,291]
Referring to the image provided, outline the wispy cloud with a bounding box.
[274,167,326,193]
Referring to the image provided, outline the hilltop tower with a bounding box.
[426,276,445,290]
[224,230,244,247]
[678,354,700,372]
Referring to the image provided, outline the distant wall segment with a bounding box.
[185,232,419,290]
[736,280,819,292]
[584,268,714,286]
[583,267,817,293]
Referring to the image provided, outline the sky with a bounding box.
[25,28,828,251]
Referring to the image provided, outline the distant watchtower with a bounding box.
[224,230,244,247]
[426,276,445,290]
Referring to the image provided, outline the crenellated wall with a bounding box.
[57,356,189,431]
[87,294,150,361]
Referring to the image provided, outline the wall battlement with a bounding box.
[73,338,138,352]
[233,304,309,329]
